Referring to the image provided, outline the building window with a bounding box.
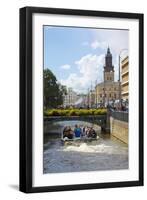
[109,93,111,97]
[100,94,102,97]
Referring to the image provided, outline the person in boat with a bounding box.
[86,127,92,138]
[84,126,88,136]
[74,125,82,138]
[85,127,90,137]
[63,126,74,139]
[90,127,97,138]
[82,126,85,134]
[81,126,86,137]
[85,127,88,135]
[87,127,97,138]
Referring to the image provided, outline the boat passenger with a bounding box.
[87,127,97,138]
[90,128,97,138]
[74,125,81,138]
[81,126,86,137]
[85,127,89,136]
[63,126,74,139]
[86,127,90,137]
[87,127,92,138]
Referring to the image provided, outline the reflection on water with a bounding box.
[43,120,128,173]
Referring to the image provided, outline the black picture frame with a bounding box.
[19,6,144,193]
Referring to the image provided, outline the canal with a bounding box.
[43,120,128,174]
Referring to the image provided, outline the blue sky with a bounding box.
[44,26,129,94]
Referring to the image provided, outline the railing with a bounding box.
[110,111,128,122]
[44,115,107,121]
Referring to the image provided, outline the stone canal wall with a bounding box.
[110,116,128,144]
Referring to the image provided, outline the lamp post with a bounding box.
[95,79,97,108]
[87,88,90,108]
[118,48,128,109]
[103,76,106,107]
[103,87,105,107]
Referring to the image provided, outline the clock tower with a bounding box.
[104,47,114,82]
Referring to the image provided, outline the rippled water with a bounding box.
[43,120,128,173]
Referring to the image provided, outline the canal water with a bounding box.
[43,120,128,174]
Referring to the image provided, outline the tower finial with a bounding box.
[107,46,110,54]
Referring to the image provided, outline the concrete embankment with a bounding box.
[110,116,128,144]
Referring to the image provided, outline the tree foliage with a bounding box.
[44,69,67,109]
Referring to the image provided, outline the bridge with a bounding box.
[44,115,107,130]
[44,110,129,142]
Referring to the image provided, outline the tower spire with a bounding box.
[104,47,114,82]
[107,46,110,54]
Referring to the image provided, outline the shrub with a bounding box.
[50,109,60,116]
[68,109,78,116]
[99,109,107,115]
[44,108,107,116]
[82,110,90,116]
[94,110,101,115]
[44,110,48,116]
[60,110,68,116]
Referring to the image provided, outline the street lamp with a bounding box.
[103,87,105,107]
[87,88,90,108]
[118,48,128,109]
[95,79,97,108]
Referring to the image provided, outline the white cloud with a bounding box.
[91,40,107,50]
[91,30,129,82]
[91,41,100,49]
[60,64,71,70]
[93,29,129,54]
[60,54,105,93]
[82,40,107,50]
[60,30,128,93]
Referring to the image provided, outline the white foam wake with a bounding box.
[63,143,127,154]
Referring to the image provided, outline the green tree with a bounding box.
[44,69,67,109]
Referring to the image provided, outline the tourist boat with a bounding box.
[61,127,99,145]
